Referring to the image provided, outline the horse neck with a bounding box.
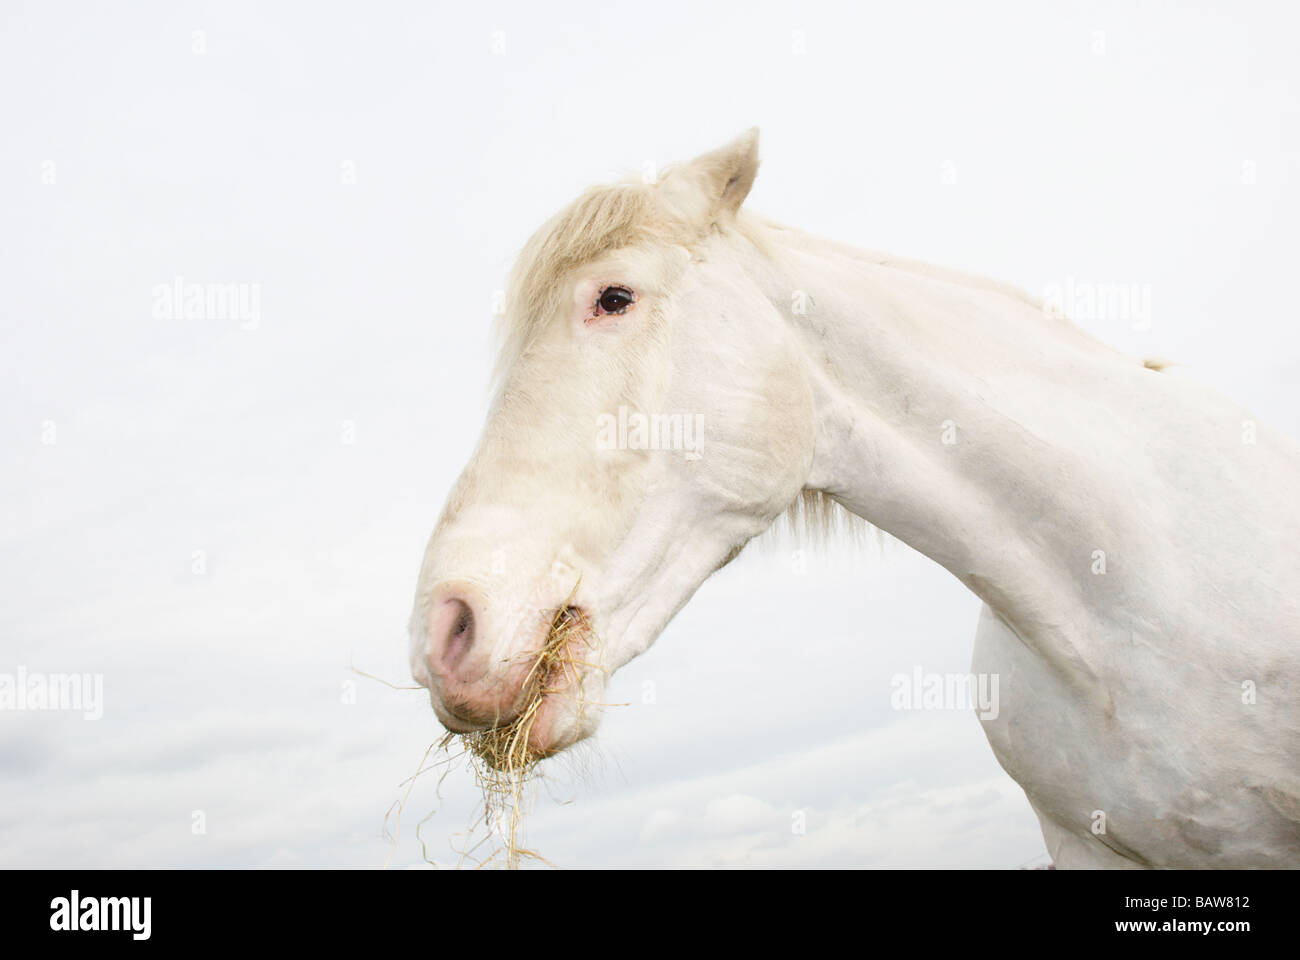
[749,225,1154,631]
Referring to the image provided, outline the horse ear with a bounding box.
[679,128,760,219]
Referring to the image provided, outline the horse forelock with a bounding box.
[492,181,672,385]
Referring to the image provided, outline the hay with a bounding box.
[365,584,600,869]
[455,591,597,868]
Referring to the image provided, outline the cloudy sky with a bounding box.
[2,0,1297,868]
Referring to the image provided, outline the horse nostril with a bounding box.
[430,597,476,674]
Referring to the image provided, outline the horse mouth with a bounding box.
[459,604,596,771]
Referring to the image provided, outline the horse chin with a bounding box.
[523,697,566,759]
[516,606,605,759]
[524,681,601,761]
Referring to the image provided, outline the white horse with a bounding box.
[410,130,1300,868]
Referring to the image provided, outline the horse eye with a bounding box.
[597,286,634,314]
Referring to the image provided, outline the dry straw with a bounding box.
[374,584,600,869]
[456,591,597,868]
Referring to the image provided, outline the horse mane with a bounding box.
[769,488,881,550]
